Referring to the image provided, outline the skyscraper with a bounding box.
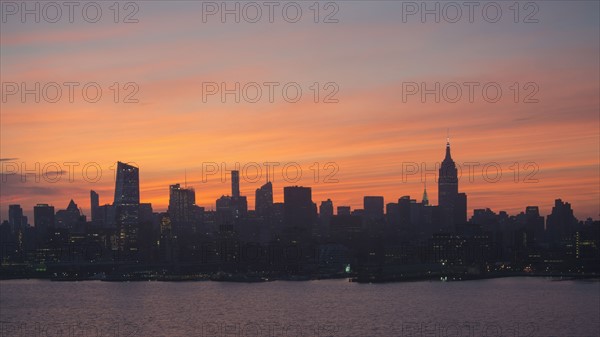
[215,171,248,226]
[113,161,140,252]
[525,206,545,242]
[398,196,412,229]
[34,204,54,244]
[283,186,317,231]
[319,199,334,232]
[422,183,429,206]
[55,199,83,229]
[230,170,247,221]
[320,199,334,220]
[438,138,458,210]
[8,204,24,234]
[216,195,234,226]
[255,181,273,216]
[231,170,240,198]
[364,196,384,222]
[438,138,467,227]
[168,183,196,232]
[284,186,315,228]
[90,190,100,223]
[546,199,577,245]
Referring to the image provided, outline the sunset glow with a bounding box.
[1,1,598,220]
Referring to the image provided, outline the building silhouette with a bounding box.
[231,170,248,221]
[8,204,25,234]
[90,190,100,224]
[55,199,84,229]
[422,183,429,206]
[2,141,599,280]
[113,161,140,252]
[216,170,248,227]
[168,183,196,233]
[364,196,384,223]
[398,196,412,229]
[231,170,240,198]
[33,204,54,245]
[319,199,334,225]
[525,206,545,243]
[255,179,273,217]
[337,206,351,216]
[438,139,467,228]
[139,203,155,224]
[284,186,316,229]
[546,199,578,245]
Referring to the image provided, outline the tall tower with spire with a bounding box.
[422,182,429,206]
[438,138,463,228]
[438,138,458,208]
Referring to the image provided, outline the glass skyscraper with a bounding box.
[113,161,140,253]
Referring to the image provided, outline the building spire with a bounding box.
[422,181,429,206]
[444,136,452,162]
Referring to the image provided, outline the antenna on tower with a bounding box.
[422,180,429,206]
[184,169,187,188]
[446,128,450,144]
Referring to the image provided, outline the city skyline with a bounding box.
[1,2,598,335]
[2,136,595,284]
[2,132,598,222]
[1,1,598,222]
[2,139,596,224]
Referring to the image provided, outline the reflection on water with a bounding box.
[1,277,598,336]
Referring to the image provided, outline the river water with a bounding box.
[1,277,598,336]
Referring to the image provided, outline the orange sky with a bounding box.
[1,1,598,220]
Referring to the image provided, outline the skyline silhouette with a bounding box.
[2,138,597,224]
[1,2,598,336]
[2,2,599,223]
[1,139,597,282]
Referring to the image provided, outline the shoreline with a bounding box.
[1,272,598,283]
